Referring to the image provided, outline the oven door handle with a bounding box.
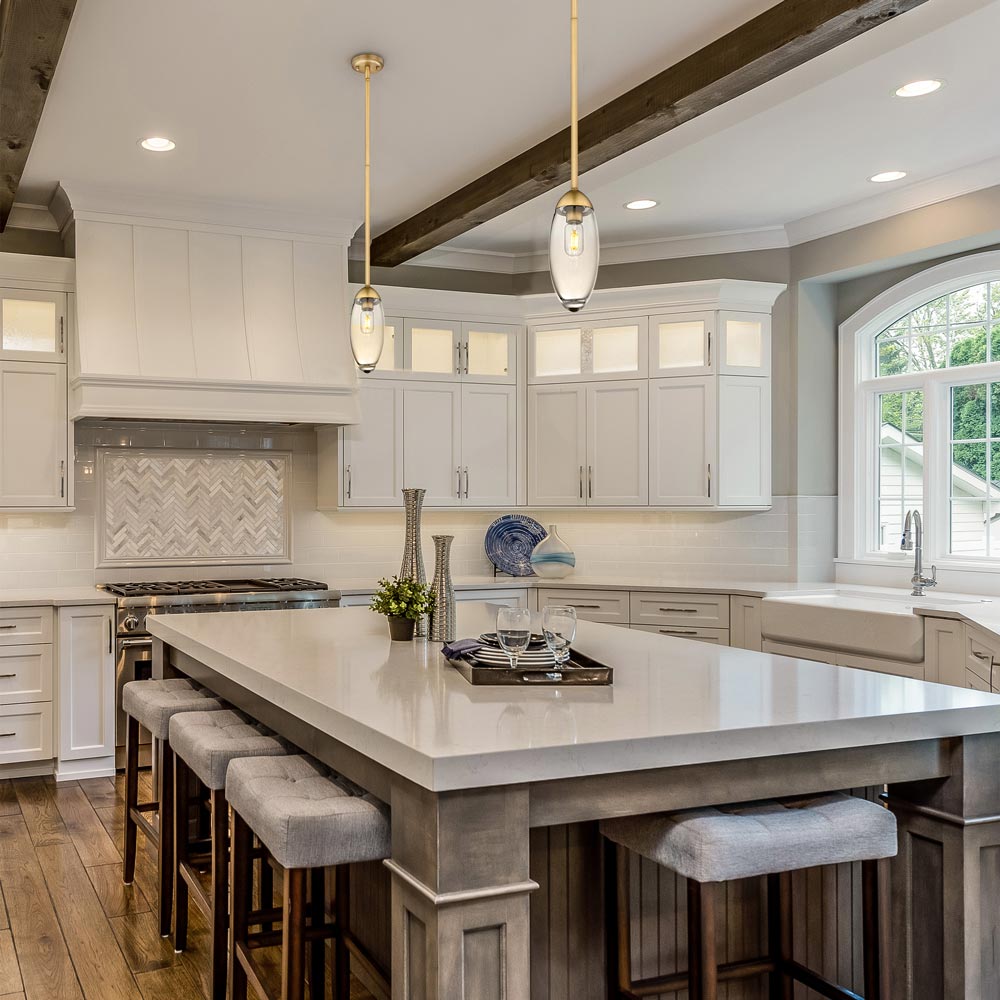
[120,637,153,650]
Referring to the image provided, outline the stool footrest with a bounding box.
[128,806,159,846]
[630,957,778,996]
[785,960,864,1000]
[246,919,338,949]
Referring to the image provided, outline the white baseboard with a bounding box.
[53,756,116,782]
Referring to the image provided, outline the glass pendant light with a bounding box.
[349,53,386,373]
[549,0,598,312]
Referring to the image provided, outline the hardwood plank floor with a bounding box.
[0,774,375,1000]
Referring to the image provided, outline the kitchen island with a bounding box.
[149,602,1000,1000]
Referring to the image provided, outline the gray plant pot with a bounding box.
[388,616,416,641]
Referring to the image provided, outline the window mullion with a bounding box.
[924,381,946,566]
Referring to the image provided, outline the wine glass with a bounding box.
[496,606,532,670]
[542,605,577,667]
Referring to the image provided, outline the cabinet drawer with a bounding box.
[0,606,53,646]
[966,626,1000,683]
[0,703,53,762]
[634,624,729,646]
[537,589,629,624]
[0,644,52,704]
[966,668,991,693]
[629,592,729,628]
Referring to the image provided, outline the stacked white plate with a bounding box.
[473,645,558,668]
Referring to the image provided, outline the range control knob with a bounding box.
[122,614,140,633]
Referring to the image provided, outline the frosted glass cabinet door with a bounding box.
[650,312,714,376]
[649,376,717,506]
[530,318,647,381]
[0,361,68,507]
[586,381,648,505]
[461,384,517,506]
[402,384,463,506]
[371,316,404,374]
[404,319,462,377]
[528,385,587,506]
[0,289,66,362]
[462,323,518,383]
[342,383,403,506]
[718,311,771,376]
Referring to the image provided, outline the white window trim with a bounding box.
[839,248,1000,573]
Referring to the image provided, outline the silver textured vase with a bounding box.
[429,534,456,643]
[400,488,427,636]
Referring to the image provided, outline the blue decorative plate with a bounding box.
[484,514,547,577]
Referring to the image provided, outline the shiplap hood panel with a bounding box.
[67,198,361,424]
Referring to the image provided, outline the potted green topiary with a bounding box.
[370,575,434,641]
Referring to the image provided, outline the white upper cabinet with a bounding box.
[649,312,714,377]
[587,381,648,506]
[388,318,518,383]
[462,323,517,383]
[401,383,463,507]
[0,289,67,363]
[0,361,68,508]
[529,317,648,383]
[718,376,771,506]
[372,316,404,374]
[649,376,717,506]
[342,383,403,507]
[718,311,771,376]
[528,385,587,506]
[404,319,463,378]
[462,384,517,506]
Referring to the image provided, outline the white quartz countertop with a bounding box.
[0,587,116,608]
[148,602,1000,792]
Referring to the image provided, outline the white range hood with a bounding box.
[57,185,362,424]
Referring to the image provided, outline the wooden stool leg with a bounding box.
[259,847,274,933]
[229,809,252,1000]
[210,790,229,1000]
[158,742,175,937]
[282,867,308,1000]
[603,840,631,999]
[309,866,326,998]
[687,880,718,1000]
[335,864,351,999]
[863,858,890,1000]
[123,714,139,885]
[172,754,191,953]
[767,872,793,1000]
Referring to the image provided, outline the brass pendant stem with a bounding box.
[570,0,578,190]
[364,65,371,288]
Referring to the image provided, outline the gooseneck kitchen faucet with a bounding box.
[901,509,938,597]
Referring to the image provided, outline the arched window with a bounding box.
[840,251,1000,570]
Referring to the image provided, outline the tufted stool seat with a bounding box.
[169,710,291,1000]
[601,793,897,1000]
[226,754,391,1000]
[120,678,225,937]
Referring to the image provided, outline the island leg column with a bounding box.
[886,733,1000,998]
[386,781,537,1000]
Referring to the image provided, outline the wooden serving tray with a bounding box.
[446,648,613,686]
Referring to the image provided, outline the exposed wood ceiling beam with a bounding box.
[0,0,77,231]
[372,0,930,267]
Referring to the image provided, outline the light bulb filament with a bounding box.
[360,305,375,334]
[564,220,584,257]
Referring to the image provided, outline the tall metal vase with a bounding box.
[400,488,427,636]
[429,535,456,642]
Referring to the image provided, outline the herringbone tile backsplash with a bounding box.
[98,449,290,566]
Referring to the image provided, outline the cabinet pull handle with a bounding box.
[707,329,712,368]
[456,342,462,375]
[463,467,469,499]
[972,650,991,660]
[0,625,16,630]
[707,463,712,499]
[579,466,584,499]
[588,465,593,499]
[108,617,113,655]
[0,673,16,679]
[0,733,15,738]
[567,603,602,609]
[659,629,699,636]
[60,460,65,499]
[659,607,698,614]
[457,467,462,499]
[346,465,352,500]
[59,316,65,354]
[463,341,469,375]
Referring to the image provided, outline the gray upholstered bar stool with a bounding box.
[226,754,391,1000]
[169,709,291,1000]
[121,678,224,936]
[601,793,897,1000]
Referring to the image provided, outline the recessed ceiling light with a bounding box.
[869,170,907,183]
[624,199,658,210]
[895,79,943,98]
[139,136,175,152]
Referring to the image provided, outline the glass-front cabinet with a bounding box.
[0,289,67,363]
[529,317,648,382]
[650,310,770,377]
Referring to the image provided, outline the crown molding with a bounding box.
[53,183,360,244]
[6,203,60,232]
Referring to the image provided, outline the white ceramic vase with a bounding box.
[530,524,576,579]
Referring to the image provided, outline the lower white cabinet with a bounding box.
[56,605,115,774]
[0,704,53,764]
[0,360,68,508]
[337,380,516,508]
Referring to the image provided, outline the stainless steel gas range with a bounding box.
[100,578,340,767]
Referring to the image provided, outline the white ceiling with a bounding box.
[19,0,1000,261]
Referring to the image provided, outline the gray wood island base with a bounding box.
[147,603,1000,1000]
